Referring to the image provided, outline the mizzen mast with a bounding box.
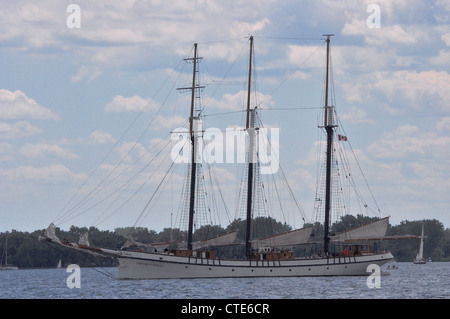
[245,35,255,259]
[322,34,334,256]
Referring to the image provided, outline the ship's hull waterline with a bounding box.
[117,251,393,279]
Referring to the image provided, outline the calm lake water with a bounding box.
[1,262,448,299]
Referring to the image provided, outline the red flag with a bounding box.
[338,134,347,141]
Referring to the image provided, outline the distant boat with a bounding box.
[413,223,426,264]
[0,236,18,270]
[57,259,62,268]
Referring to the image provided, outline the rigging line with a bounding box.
[57,65,189,224]
[64,133,173,226]
[257,106,322,111]
[254,40,326,109]
[254,36,324,41]
[202,110,246,117]
[135,157,180,230]
[256,112,308,223]
[198,36,249,45]
[92,137,175,227]
[334,112,382,215]
[55,59,188,224]
[128,137,190,237]
[199,40,249,116]
[58,138,173,226]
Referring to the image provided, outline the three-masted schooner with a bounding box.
[40,35,394,279]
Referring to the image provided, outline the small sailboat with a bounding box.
[40,35,395,279]
[0,236,18,270]
[413,223,426,264]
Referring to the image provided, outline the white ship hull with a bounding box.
[117,251,393,279]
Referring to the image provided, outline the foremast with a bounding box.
[180,43,205,251]
[322,34,334,255]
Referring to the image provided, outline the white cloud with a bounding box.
[0,142,14,161]
[89,130,116,144]
[367,124,450,159]
[0,164,87,184]
[206,90,275,111]
[71,65,102,83]
[19,143,79,159]
[437,117,450,131]
[0,89,59,120]
[340,106,374,124]
[0,121,41,139]
[341,70,450,113]
[104,95,160,112]
[341,19,423,45]
[152,114,187,131]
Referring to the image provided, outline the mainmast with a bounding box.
[323,34,334,255]
[178,43,204,251]
[245,36,255,259]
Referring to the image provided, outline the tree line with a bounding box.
[1,216,449,269]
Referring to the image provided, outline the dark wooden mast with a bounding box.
[323,34,334,255]
[178,43,204,251]
[245,36,254,259]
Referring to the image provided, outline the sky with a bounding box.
[1,0,449,234]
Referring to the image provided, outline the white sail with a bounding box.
[413,224,426,263]
[192,231,239,250]
[79,232,90,246]
[330,217,389,242]
[122,238,178,252]
[251,226,313,249]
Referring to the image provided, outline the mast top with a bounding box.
[323,34,334,128]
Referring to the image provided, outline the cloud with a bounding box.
[341,70,450,113]
[367,124,450,159]
[104,95,160,112]
[19,143,79,159]
[89,130,116,144]
[0,164,87,184]
[71,65,102,83]
[206,90,275,111]
[437,117,450,131]
[0,121,41,139]
[0,142,14,161]
[340,106,374,124]
[0,89,59,120]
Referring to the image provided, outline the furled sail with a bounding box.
[330,217,389,242]
[191,230,239,250]
[122,238,180,252]
[251,226,313,249]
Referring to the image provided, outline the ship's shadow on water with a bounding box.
[1,262,448,299]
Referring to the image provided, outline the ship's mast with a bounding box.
[178,43,204,251]
[323,34,334,255]
[245,36,254,259]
